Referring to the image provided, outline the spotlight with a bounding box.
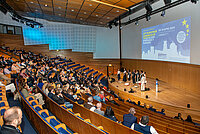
[161,10,165,17]
[114,21,118,26]
[108,24,112,29]
[146,15,151,21]
[12,17,19,22]
[135,20,138,25]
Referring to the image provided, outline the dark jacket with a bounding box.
[0,125,22,134]
[52,95,65,105]
[122,113,137,128]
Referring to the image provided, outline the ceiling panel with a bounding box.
[5,0,144,26]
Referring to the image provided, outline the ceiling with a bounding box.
[6,0,144,27]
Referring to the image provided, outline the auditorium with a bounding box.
[0,0,199,133]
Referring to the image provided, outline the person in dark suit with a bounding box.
[0,106,23,134]
[122,108,137,128]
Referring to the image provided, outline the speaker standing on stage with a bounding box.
[132,70,136,84]
[123,68,127,82]
[117,69,120,81]
[128,70,131,81]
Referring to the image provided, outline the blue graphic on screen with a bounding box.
[142,17,191,63]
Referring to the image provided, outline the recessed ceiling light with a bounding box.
[71,9,74,12]
[89,4,92,6]
[84,12,86,14]
[107,17,110,19]
[116,10,119,12]
[30,1,33,3]
[96,15,98,17]
[58,14,61,16]
[44,4,48,7]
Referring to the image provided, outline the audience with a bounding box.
[131,116,158,134]
[122,108,137,128]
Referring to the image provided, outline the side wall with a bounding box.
[0,34,120,75]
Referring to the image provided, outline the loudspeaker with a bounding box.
[164,0,171,5]
[187,104,190,108]
[124,88,126,91]
[0,6,7,14]
[145,4,152,13]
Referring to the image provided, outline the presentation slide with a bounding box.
[142,17,191,63]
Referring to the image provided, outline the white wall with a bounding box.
[94,27,119,59]
[121,1,200,65]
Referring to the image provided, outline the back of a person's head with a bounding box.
[129,107,136,115]
[88,96,93,102]
[105,106,114,116]
[3,106,21,125]
[140,116,149,125]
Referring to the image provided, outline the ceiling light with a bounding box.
[58,14,61,16]
[71,9,74,12]
[107,17,110,19]
[35,9,38,11]
[96,15,98,17]
[58,7,61,9]
[30,1,33,3]
[84,12,86,14]
[80,18,83,20]
[116,10,119,12]
[89,4,92,6]
[44,4,48,7]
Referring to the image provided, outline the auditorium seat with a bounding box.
[26,96,34,101]
[0,101,9,107]
[29,100,38,106]
[38,109,49,118]
[33,105,43,111]
[46,116,61,127]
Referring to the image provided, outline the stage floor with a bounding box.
[109,75,200,111]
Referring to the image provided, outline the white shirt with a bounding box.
[131,122,158,134]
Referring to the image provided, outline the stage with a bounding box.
[109,75,200,121]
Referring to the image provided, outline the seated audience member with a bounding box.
[131,116,158,134]
[85,88,92,96]
[84,96,96,111]
[3,65,12,75]
[148,105,157,112]
[99,91,107,102]
[126,98,136,105]
[93,91,102,102]
[94,103,104,116]
[104,106,117,122]
[185,115,195,124]
[157,108,165,115]
[52,88,73,109]
[122,108,137,128]
[108,96,119,106]
[0,68,11,84]
[37,77,44,89]
[0,106,22,134]
[174,113,183,120]
[48,86,55,98]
